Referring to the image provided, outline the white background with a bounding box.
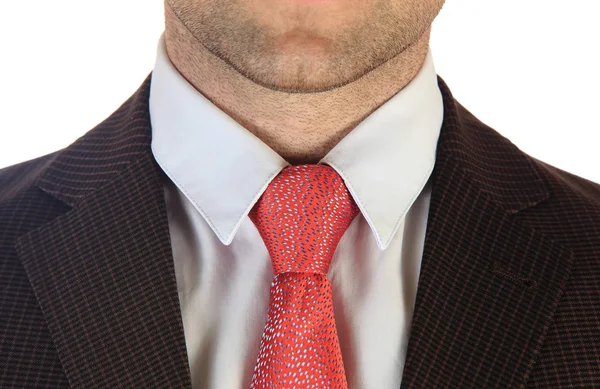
[1,0,599,183]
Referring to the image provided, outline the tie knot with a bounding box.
[249,164,360,275]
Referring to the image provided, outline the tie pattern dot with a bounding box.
[248,164,360,389]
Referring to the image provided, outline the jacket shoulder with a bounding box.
[531,155,600,211]
[0,150,61,204]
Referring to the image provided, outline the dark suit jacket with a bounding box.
[1,74,599,389]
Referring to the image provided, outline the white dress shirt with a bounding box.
[149,32,444,389]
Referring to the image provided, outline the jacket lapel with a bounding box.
[14,72,574,389]
[15,75,192,389]
[399,78,575,388]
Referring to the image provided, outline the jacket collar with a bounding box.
[15,73,573,389]
[31,74,547,215]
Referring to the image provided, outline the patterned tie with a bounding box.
[248,163,360,389]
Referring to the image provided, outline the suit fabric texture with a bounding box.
[1,74,599,389]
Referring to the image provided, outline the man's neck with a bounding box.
[164,4,431,165]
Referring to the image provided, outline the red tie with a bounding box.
[248,164,360,389]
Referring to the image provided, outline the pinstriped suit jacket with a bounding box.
[1,74,599,389]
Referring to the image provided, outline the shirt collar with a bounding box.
[149,33,443,250]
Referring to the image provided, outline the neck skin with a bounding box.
[164,3,431,165]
